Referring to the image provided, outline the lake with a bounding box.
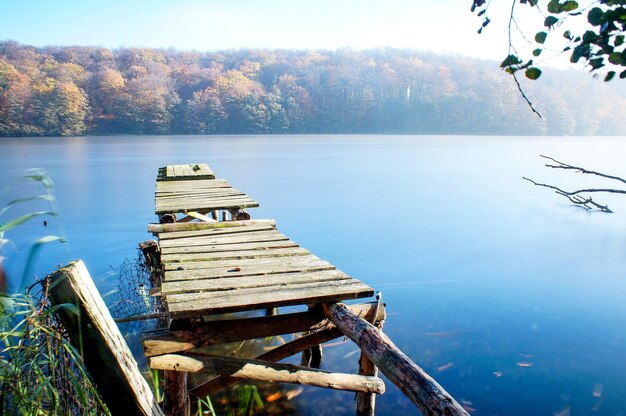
[2,135,626,416]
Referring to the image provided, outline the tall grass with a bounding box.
[0,169,109,415]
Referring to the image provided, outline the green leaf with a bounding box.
[582,30,598,43]
[548,0,561,13]
[535,31,548,44]
[500,54,522,68]
[0,195,53,217]
[19,235,66,291]
[560,1,579,12]
[608,52,624,65]
[563,30,572,40]
[615,35,624,47]
[0,211,57,233]
[620,69,626,79]
[525,67,543,80]
[605,71,616,81]
[589,57,605,69]
[544,16,559,27]
[533,48,543,57]
[588,7,604,25]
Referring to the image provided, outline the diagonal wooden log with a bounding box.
[322,302,469,416]
[151,354,385,394]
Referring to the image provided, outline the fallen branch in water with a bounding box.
[524,156,626,213]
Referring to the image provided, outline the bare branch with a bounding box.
[523,177,614,213]
[540,155,626,185]
[507,1,542,118]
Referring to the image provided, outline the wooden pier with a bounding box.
[45,163,469,416]
[141,164,469,416]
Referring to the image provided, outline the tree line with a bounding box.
[1,40,625,137]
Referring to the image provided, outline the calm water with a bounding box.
[2,135,626,416]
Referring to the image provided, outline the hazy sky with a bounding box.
[0,0,566,64]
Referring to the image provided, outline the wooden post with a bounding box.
[322,303,469,416]
[47,260,164,416]
[164,371,188,416]
[139,240,162,288]
[139,240,167,328]
[229,208,250,221]
[356,353,378,416]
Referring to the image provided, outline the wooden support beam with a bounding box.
[143,301,385,357]
[189,327,344,397]
[47,260,164,416]
[164,371,188,416]
[151,354,385,395]
[322,303,469,416]
[185,211,217,223]
[148,219,276,234]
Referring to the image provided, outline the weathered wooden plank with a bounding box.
[156,191,249,201]
[158,230,288,248]
[155,200,259,215]
[161,269,350,295]
[47,260,164,416]
[162,240,299,255]
[156,190,247,199]
[143,302,385,357]
[148,219,276,234]
[161,246,308,263]
[162,254,324,271]
[158,223,276,240]
[322,303,469,416]
[150,354,385,394]
[166,279,374,317]
[156,196,258,209]
[163,258,333,280]
[160,164,215,181]
[156,179,229,190]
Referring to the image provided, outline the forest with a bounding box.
[1,40,625,137]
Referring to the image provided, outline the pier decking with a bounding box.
[154,220,373,318]
[140,163,468,416]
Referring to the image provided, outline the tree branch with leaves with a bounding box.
[472,0,626,115]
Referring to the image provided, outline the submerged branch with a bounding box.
[523,177,614,213]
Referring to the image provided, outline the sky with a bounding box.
[0,0,580,67]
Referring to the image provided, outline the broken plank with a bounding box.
[47,260,163,416]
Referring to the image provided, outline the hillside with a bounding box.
[1,41,625,137]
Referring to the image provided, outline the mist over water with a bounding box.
[2,135,626,415]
